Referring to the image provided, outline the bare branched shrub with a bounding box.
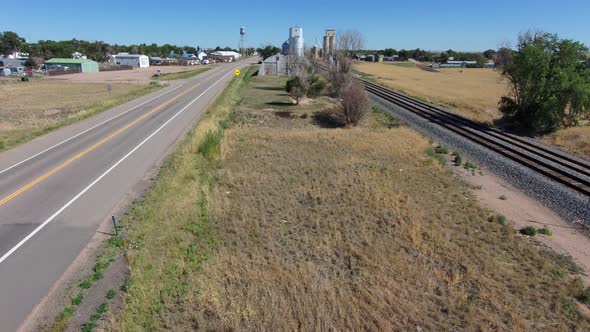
[328,55,353,97]
[339,81,369,126]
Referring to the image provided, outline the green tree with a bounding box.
[0,31,25,55]
[285,76,307,105]
[499,31,590,132]
[483,49,496,60]
[257,45,280,60]
[383,48,397,57]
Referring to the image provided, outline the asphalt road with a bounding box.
[0,61,249,331]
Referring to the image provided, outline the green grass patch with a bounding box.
[0,82,165,152]
[155,67,210,80]
[434,145,449,154]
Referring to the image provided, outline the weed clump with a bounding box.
[519,226,537,236]
[435,145,449,154]
[538,227,553,236]
[452,151,463,166]
[198,129,223,160]
[489,214,507,225]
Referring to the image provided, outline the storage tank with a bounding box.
[288,27,304,57]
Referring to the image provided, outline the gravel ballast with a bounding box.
[369,94,590,224]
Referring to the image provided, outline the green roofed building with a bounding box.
[45,58,99,73]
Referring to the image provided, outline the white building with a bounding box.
[112,53,150,68]
[288,27,304,57]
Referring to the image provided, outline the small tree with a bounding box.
[339,81,369,126]
[286,76,307,105]
[499,31,590,132]
[307,75,326,98]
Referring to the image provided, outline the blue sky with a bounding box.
[4,0,590,51]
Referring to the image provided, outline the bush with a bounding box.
[464,161,477,170]
[538,227,553,236]
[300,113,308,119]
[339,81,369,126]
[307,75,326,98]
[285,76,307,105]
[434,145,449,154]
[519,226,537,236]
[488,214,507,225]
[453,152,463,166]
[198,129,223,160]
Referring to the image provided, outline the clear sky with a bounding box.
[4,0,590,51]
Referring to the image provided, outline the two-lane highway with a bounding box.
[0,61,249,331]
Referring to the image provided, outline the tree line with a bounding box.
[0,31,241,62]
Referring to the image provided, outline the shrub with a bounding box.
[339,81,369,126]
[198,129,223,160]
[106,289,116,300]
[453,151,462,166]
[285,76,307,105]
[577,287,590,304]
[488,214,507,225]
[300,113,308,119]
[464,161,478,170]
[435,145,449,154]
[538,227,553,236]
[519,226,537,236]
[307,75,326,98]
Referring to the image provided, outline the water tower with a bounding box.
[240,27,246,57]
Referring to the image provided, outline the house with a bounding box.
[259,53,287,76]
[45,58,99,73]
[111,53,150,68]
[197,51,207,61]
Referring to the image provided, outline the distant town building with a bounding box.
[111,53,150,68]
[323,29,336,57]
[210,51,241,62]
[45,58,99,73]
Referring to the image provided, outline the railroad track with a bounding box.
[315,63,590,197]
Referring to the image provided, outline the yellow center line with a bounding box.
[0,83,198,207]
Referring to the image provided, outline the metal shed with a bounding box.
[45,58,100,73]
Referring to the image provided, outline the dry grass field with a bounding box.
[116,70,590,331]
[354,61,507,123]
[0,79,162,151]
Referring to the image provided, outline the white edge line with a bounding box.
[0,65,223,176]
[0,85,183,176]
[0,68,236,265]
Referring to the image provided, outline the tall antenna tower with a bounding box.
[239,27,246,57]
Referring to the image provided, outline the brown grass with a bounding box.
[544,126,590,158]
[117,72,590,331]
[354,61,507,123]
[0,79,162,150]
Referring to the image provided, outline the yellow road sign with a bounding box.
[234,69,241,76]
